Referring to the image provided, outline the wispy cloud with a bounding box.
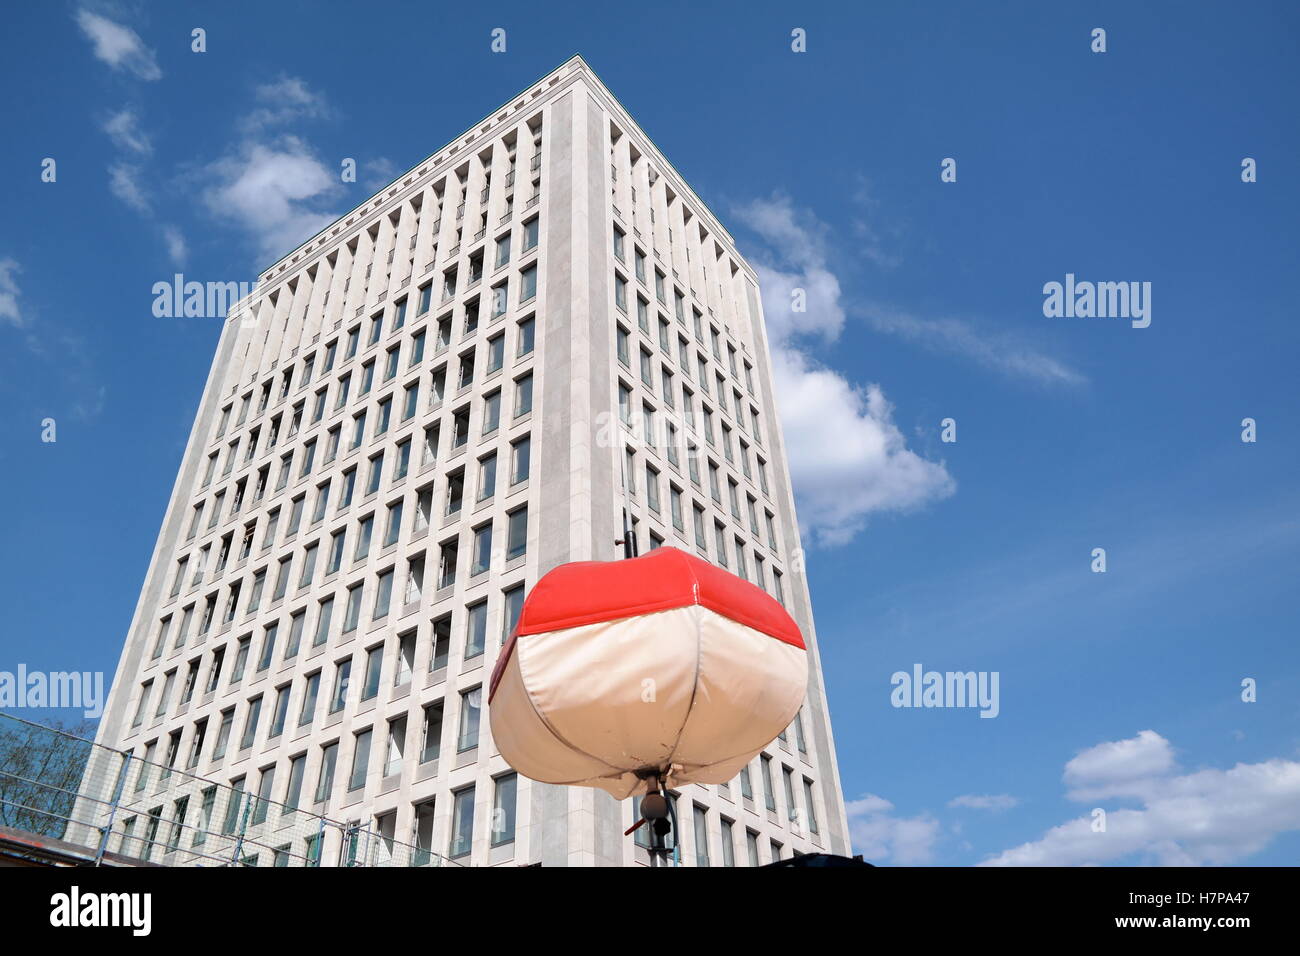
[102,108,152,155]
[846,793,942,864]
[849,176,903,270]
[240,75,332,133]
[161,225,187,266]
[195,77,342,266]
[0,258,25,328]
[108,162,150,213]
[735,193,954,546]
[948,793,1020,811]
[202,137,339,263]
[860,304,1088,387]
[981,731,1300,866]
[74,10,161,80]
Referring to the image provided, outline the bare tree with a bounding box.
[0,716,99,839]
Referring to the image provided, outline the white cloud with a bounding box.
[981,731,1300,866]
[846,793,941,864]
[108,163,150,213]
[74,10,161,80]
[736,196,843,344]
[775,348,954,545]
[102,108,152,155]
[1063,729,1176,801]
[0,259,25,328]
[863,305,1087,387]
[948,793,1020,811]
[735,194,954,546]
[162,225,187,266]
[241,76,331,132]
[202,137,339,262]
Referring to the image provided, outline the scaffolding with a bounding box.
[0,712,459,868]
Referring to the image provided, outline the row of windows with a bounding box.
[614,227,758,397]
[612,228,764,440]
[179,301,539,601]
[131,569,532,789]
[116,755,519,866]
[152,490,531,698]
[193,351,534,544]
[213,247,540,472]
[607,126,755,354]
[174,387,534,609]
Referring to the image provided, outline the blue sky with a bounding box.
[1,0,1297,865]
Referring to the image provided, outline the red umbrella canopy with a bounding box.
[490,546,807,798]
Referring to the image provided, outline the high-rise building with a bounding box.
[90,55,849,866]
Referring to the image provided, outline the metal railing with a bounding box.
[0,713,458,868]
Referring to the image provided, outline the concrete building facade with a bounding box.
[91,55,850,866]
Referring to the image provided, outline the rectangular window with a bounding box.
[299,672,320,726]
[339,468,356,510]
[465,601,487,659]
[506,506,528,560]
[313,597,333,647]
[326,530,346,575]
[272,556,292,601]
[258,623,278,671]
[502,584,525,643]
[395,438,411,480]
[482,390,501,435]
[803,778,820,834]
[284,755,306,811]
[269,686,290,738]
[694,805,711,867]
[343,583,364,633]
[761,754,777,811]
[373,568,394,620]
[314,742,337,804]
[513,373,533,417]
[384,499,403,546]
[491,773,518,847]
[329,658,352,713]
[448,785,475,859]
[517,316,535,356]
[486,333,504,373]
[420,701,443,763]
[355,514,373,560]
[240,696,262,751]
[477,453,497,501]
[457,687,482,752]
[511,435,531,484]
[470,524,492,576]
[348,729,372,792]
